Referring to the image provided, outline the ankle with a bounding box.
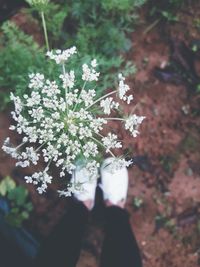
[105,199,126,209]
[82,199,94,210]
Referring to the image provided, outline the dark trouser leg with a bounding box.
[100,207,143,267]
[35,199,89,267]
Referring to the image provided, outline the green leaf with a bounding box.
[21,211,29,219]
[10,207,20,214]
[5,213,23,228]
[25,202,33,212]
[7,186,28,206]
[0,176,16,196]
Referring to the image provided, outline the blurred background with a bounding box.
[0,0,200,266]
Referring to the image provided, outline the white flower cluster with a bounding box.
[118,73,134,104]
[100,97,119,115]
[102,157,133,174]
[82,60,100,81]
[2,138,39,167]
[25,170,52,194]
[46,47,77,64]
[3,47,145,196]
[102,133,122,152]
[60,71,75,89]
[125,114,145,137]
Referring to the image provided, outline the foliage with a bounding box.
[0,10,137,109]
[148,0,187,22]
[26,0,142,90]
[155,214,177,234]
[193,18,200,30]
[0,21,47,110]
[0,176,33,227]
[31,0,140,90]
[0,176,16,196]
[132,196,144,209]
[63,0,146,56]
[26,0,68,46]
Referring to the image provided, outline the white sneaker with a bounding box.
[71,162,98,209]
[100,157,128,205]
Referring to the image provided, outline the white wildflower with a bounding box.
[57,190,72,197]
[29,73,45,89]
[91,59,97,68]
[118,73,133,104]
[42,80,60,96]
[100,97,119,115]
[80,89,96,107]
[59,71,75,89]
[2,48,144,196]
[103,157,133,173]
[10,93,23,114]
[125,115,145,137]
[26,91,41,107]
[85,160,100,179]
[102,133,122,152]
[24,171,52,194]
[65,91,79,106]
[20,147,39,165]
[83,142,98,158]
[2,138,21,159]
[16,160,30,167]
[68,124,78,136]
[126,95,133,104]
[82,61,100,81]
[90,118,107,133]
[46,47,77,64]
[25,176,33,184]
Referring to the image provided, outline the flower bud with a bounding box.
[27,0,49,12]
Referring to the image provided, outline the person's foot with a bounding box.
[100,157,128,208]
[71,163,98,210]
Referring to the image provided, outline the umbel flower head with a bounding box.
[27,0,49,11]
[2,47,145,196]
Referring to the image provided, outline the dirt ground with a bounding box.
[0,2,200,267]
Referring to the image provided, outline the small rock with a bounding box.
[141,241,146,246]
[185,168,193,176]
[181,105,190,115]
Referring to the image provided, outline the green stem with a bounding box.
[62,64,69,114]
[73,80,87,112]
[90,136,116,158]
[143,19,160,35]
[41,11,50,51]
[86,90,117,110]
[16,141,27,150]
[35,142,46,152]
[104,117,124,121]
[45,158,53,171]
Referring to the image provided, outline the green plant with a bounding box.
[0,23,136,109]
[63,0,142,90]
[132,196,144,209]
[26,0,68,48]
[155,214,177,234]
[28,0,141,87]
[148,0,187,23]
[194,18,200,30]
[65,0,146,55]
[0,21,47,109]
[159,155,178,174]
[0,0,143,110]
[0,176,33,227]
[197,84,200,93]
